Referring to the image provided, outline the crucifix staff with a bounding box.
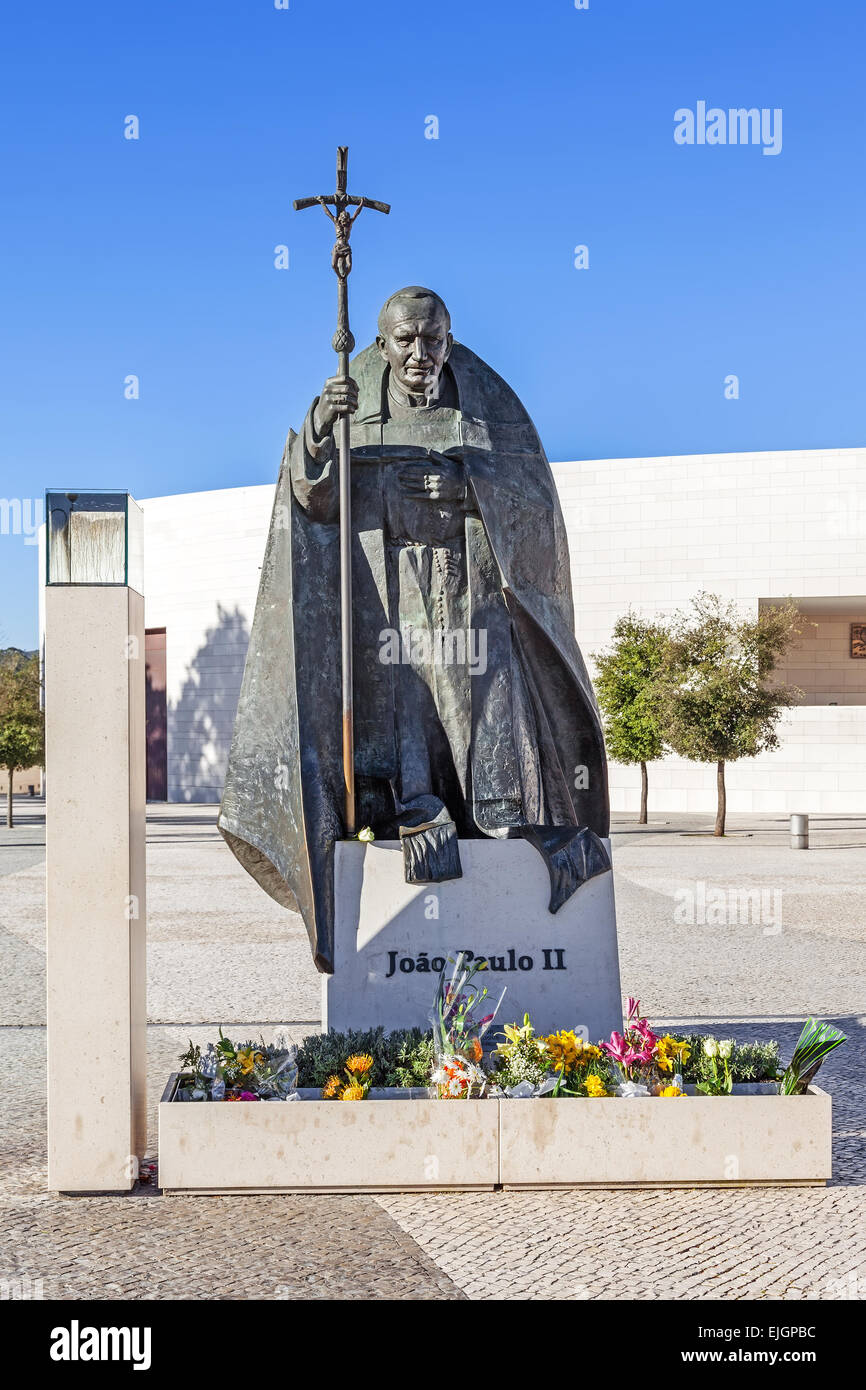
[294,147,390,834]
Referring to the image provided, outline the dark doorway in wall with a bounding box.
[145,628,168,800]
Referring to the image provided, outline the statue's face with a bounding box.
[376,299,453,398]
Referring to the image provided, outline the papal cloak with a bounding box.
[218,340,610,972]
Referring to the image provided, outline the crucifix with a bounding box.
[294,147,390,834]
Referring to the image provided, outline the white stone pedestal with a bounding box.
[323,838,622,1041]
[45,586,146,1192]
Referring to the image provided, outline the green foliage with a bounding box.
[591,613,669,766]
[658,593,803,766]
[0,649,43,827]
[0,649,43,769]
[385,1031,436,1088]
[679,1035,779,1085]
[295,1027,434,1089]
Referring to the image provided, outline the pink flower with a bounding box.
[602,1031,630,1064]
[634,1023,659,1050]
[625,997,641,1023]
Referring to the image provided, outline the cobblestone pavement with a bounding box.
[1,801,864,1300]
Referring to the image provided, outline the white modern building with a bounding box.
[62,446,865,815]
[555,447,866,815]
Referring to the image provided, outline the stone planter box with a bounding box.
[159,1078,831,1193]
[158,1077,499,1194]
[498,1084,831,1188]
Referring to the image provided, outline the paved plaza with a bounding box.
[1,800,865,1300]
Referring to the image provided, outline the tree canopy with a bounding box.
[0,649,44,827]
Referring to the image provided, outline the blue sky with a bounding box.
[1,0,864,647]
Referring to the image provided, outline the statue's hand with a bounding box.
[313,375,359,436]
[398,456,465,502]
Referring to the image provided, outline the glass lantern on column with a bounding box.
[45,490,143,591]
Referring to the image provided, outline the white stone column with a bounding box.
[45,586,146,1192]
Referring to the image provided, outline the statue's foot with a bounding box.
[400,812,462,884]
[524,825,611,913]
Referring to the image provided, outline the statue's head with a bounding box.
[376,286,453,399]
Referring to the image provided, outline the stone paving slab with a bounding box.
[0,1194,465,1301]
[375,1187,866,1301]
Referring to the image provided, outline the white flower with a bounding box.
[718,1039,733,1059]
[703,1037,719,1058]
[448,1078,463,1096]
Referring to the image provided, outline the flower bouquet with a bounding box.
[779,1017,846,1095]
[176,1027,298,1102]
[600,999,691,1097]
[429,953,505,1099]
[491,1017,614,1097]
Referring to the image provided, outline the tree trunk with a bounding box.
[714,759,726,837]
[6,770,12,829]
[639,760,648,824]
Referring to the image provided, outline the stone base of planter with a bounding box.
[158,1078,499,1194]
[158,1079,831,1193]
[499,1085,831,1188]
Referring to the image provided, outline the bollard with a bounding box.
[790,813,809,849]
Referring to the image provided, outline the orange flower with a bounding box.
[340,1083,366,1101]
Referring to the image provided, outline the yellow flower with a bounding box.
[322,1074,342,1099]
[345,1053,374,1075]
[584,1074,608,1097]
[545,1030,578,1068]
[500,1014,535,1049]
[340,1083,366,1101]
[662,1035,691,1063]
[237,1048,261,1075]
[659,1084,684,1097]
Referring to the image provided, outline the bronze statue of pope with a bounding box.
[219,286,611,972]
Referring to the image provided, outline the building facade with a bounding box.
[552,447,866,815]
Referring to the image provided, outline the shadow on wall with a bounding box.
[168,604,250,803]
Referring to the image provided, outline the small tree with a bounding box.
[592,613,669,824]
[0,650,44,828]
[659,594,802,836]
